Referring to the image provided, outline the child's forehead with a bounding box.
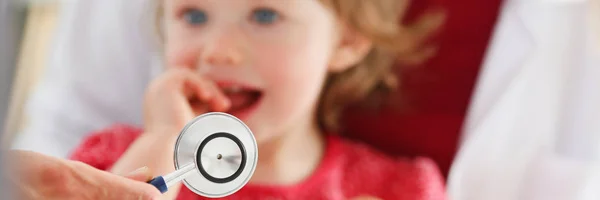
[167,0,318,9]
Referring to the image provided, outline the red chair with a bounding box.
[341,0,504,178]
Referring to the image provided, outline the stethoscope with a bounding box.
[146,112,258,198]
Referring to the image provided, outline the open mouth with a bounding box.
[219,83,263,119]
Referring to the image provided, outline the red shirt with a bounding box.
[69,125,447,200]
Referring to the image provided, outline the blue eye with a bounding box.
[183,9,207,25]
[252,8,278,24]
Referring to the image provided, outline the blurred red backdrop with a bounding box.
[341,0,504,179]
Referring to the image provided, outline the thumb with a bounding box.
[125,166,154,182]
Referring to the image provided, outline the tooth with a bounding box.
[223,85,241,94]
[228,86,242,93]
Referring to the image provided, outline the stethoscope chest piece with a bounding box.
[166,112,257,198]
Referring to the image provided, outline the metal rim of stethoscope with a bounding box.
[172,112,258,198]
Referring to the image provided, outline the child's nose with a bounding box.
[201,32,244,68]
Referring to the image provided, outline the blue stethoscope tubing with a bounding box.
[147,162,197,193]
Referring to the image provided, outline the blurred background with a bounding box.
[2,0,55,143]
[0,0,26,138]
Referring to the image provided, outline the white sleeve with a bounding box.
[10,0,162,158]
[448,0,600,199]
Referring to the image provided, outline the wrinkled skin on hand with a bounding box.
[3,150,162,200]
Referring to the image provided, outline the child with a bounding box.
[69,0,446,199]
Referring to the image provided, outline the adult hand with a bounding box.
[3,150,162,200]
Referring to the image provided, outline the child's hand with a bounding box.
[143,68,231,136]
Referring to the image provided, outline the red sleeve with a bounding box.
[387,157,447,200]
[68,124,143,171]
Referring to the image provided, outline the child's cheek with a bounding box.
[163,25,204,69]
[255,42,330,113]
[255,46,309,87]
[164,40,202,69]
[164,45,197,69]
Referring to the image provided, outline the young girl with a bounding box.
[69,0,446,199]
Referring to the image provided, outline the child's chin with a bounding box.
[249,129,279,146]
[239,118,277,141]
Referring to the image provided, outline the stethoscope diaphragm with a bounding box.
[148,112,258,198]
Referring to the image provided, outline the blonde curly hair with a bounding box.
[317,0,444,131]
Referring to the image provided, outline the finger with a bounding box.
[79,164,162,200]
[124,166,153,182]
[181,74,216,113]
[180,72,230,112]
[107,176,162,200]
[166,68,230,112]
[204,81,231,112]
[178,70,214,101]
